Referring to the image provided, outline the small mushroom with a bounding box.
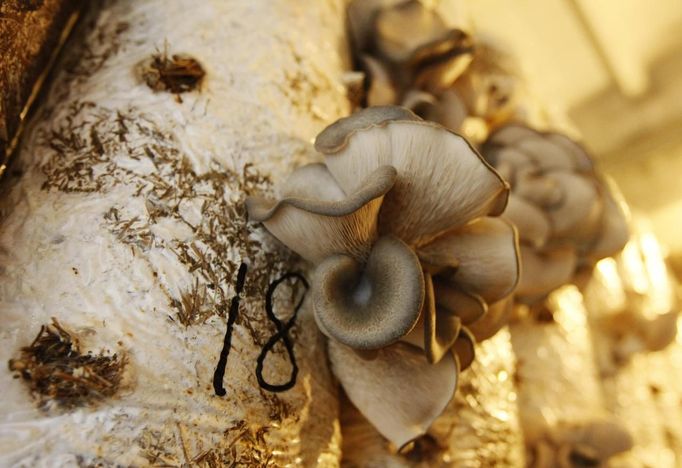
[347,0,406,54]
[642,311,678,352]
[328,339,458,449]
[588,189,630,260]
[544,172,603,244]
[449,38,520,126]
[313,235,424,349]
[349,0,473,101]
[373,0,455,65]
[403,88,468,133]
[551,418,634,464]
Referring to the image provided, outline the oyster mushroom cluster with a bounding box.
[347,0,474,109]
[347,0,522,146]
[247,106,520,447]
[481,124,629,304]
[406,38,521,142]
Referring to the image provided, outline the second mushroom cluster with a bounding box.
[247,106,520,448]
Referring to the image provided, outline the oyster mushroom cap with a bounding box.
[504,195,551,249]
[317,106,509,246]
[555,443,600,468]
[432,278,487,325]
[314,105,420,154]
[468,297,514,342]
[403,88,467,133]
[246,164,396,263]
[588,190,630,260]
[373,0,450,64]
[328,339,458,450]
[418,217,521,303]
[451,327,476,370]
[516,246,577,299]
[410,30,474,94]
[545,171,603,244]
[552,418,634,462]
[642,311,679,352]
[313,235,424,350]
[347,0,407,53]
[486,123,539,147]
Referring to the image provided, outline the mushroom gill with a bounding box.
[313,235,424,350]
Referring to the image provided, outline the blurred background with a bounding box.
[461,0,682,279]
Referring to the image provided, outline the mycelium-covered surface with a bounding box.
[0,0,350,465]
[428,329,524,467]
[583,221,682,467]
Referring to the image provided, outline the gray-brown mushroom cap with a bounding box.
[246,164,396,222]
[245,164,397,263]
[373,0,471,70]
[316,107,510,246]
[328,339,458,449]
[313,235,424,349]
[314,105,420,155]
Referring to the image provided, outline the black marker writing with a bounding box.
[212,264,308,396]
[212,262,248,397]
[256,272,309,392]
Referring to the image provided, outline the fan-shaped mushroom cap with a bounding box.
[246,163,396,263]
[316,106,509,246]
[487,124,539,147]
[551,418,634,462]
[468,297,514,342]
[313,235,424,349]
[515,171,564,209]
[328,339,458,449]
[642,311,678,352]
[432,279,487,325]
[588,191,630,260]
[545,172,603,244]
[504,195,551,249]
[347,0,407,53]
[314,105,419,154]
[403,88,467,133]
[373,0,450,64]
[418,217,520,303]
[411,30,474,94]
[516,246,577,299]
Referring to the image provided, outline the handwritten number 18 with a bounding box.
[212,263,308,396]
